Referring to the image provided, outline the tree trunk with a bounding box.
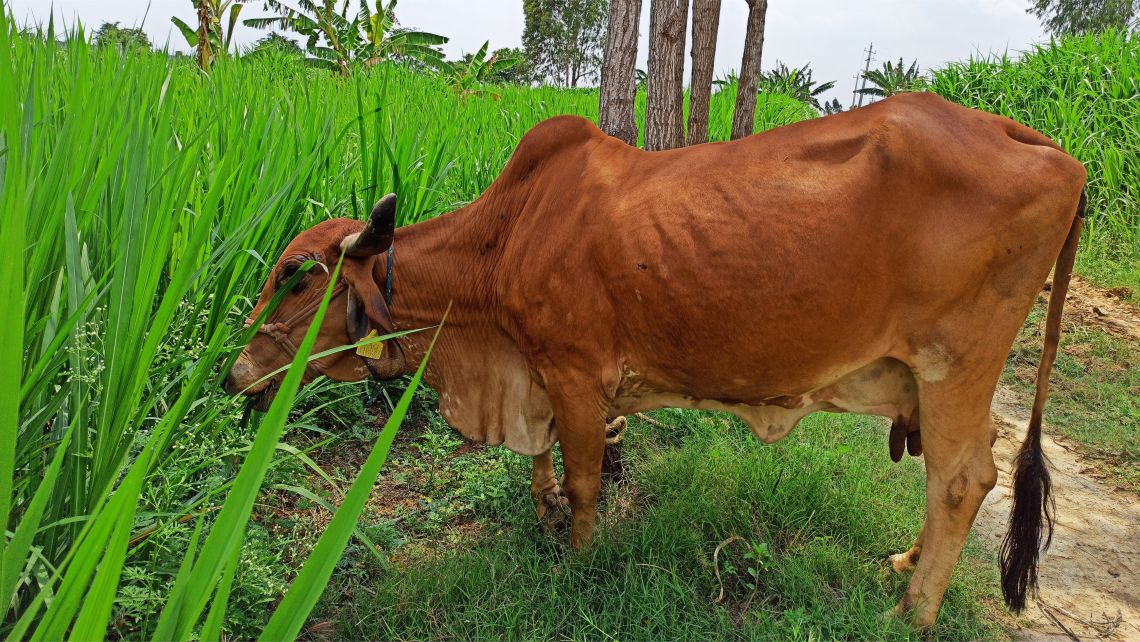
[731,0,768,140]
[645,0,689,151]
[195,1,212,70]
[598,0,643,146]
[686,0,721,145]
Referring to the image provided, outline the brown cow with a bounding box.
[224,92,1086,628]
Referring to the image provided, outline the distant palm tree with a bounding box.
[758,62,836,110]
[857,58,923,98]
[821,98,844,115]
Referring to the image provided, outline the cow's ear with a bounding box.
[342,258,393,339]
[345,288,370,343]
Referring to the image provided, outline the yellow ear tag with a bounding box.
[355,329,384,360]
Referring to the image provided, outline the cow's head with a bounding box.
[223,195,407,409]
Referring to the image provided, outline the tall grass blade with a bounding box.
[153,254,348,641]
[0,7,26,617]
[259,313,446,642]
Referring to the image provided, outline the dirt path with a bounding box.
[977,387,1140,641]
[972,278,1140,641]
[1064,276,1140,343]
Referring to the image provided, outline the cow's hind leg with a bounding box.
[889,405,1001,576]
[532,449,568,533]
[895,384,998,628]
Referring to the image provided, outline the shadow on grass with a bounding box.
[315,410,1005,641]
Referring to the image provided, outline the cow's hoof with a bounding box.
[886,596,936,631]
[535,489,570,535]
[887,547,920,574]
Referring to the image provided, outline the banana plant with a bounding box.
[443,41,520,101]
[758,62,837,110]
[171,0,244,70]
[246,0,447,76]
[245,0,363,75]
[357,0,448,70]
[857,58,925,98]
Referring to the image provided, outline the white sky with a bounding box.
[11,0,1048,106]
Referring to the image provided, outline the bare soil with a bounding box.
[973,278,1140,641]
[1063,276,1140,344]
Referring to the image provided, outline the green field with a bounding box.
[302,406,1004,641]
[3,14,1137,640]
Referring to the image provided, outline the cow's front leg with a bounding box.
[546,387,607,549]
[562,430,605,549]
[531,449,568,532]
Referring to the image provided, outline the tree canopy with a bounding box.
[1028,0,1139,35]
[523,0,608,87]
[93,22,152,50]
[248,32,303,56]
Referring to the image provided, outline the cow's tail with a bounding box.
[999,188,1085,612]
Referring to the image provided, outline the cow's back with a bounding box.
[496,95,1085,401]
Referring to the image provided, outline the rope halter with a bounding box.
[243,281,348,382]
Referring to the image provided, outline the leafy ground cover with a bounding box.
[300,407,1004,641]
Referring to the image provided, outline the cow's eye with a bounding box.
[277,262,307,292]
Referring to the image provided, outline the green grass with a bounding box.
[1002,303,1140,491]
[310,410,1004,641]
[5,12,1138,640]
[930,29,1140,298]
[1,16,443,637]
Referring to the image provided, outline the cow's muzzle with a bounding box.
[223,354,273,397]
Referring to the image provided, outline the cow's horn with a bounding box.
[342,193,397,257]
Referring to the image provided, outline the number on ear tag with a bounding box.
[356,329,384,360]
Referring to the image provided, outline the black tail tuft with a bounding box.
[999,429,1055,611]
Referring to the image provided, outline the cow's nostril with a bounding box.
[222,375,239,395]
[223,356,273,396]
[221,368,246,395]
[224,358,255,396]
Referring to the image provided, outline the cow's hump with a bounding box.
[498,115,605,185]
